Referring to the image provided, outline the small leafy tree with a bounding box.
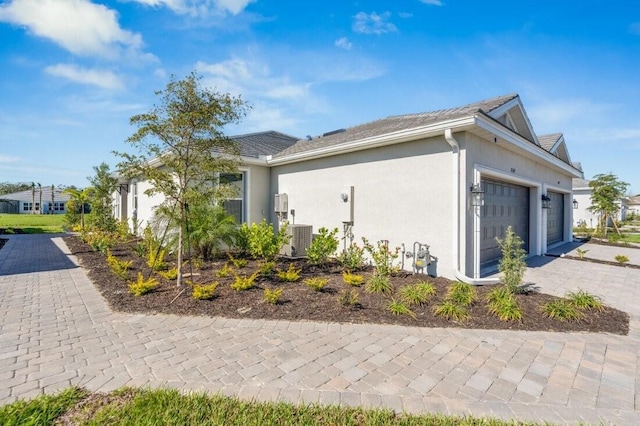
[496,226,527,293]
[588,173,629,236]
[114,72,250,287]
[87,162,118,232]
[63,187,92,230]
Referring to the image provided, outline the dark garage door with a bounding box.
[547,191,564,245]
[480,179,530,265]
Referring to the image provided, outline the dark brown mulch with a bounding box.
[62,235,630,335]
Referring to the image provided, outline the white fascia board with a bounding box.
[474,115,582,178]
[268,116,476,165]
[488,98,540,146]
[241,156,269,166]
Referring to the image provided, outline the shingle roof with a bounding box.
[273,94,519,158]
[572,178,591,189]
[0,187,70,202]
[231,131,299,158]
[537,133,562,152]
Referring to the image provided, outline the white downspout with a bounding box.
[444,129,499,285]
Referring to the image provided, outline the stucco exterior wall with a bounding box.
[271,136,456,278]
[573,189,598,228]
[245,164,271,225]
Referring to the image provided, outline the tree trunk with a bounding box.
[38,186,42,215]
[51,185,55,214]
[176,204,184,287]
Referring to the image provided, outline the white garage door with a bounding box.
[547,191,564,245]
[480,179,530,265]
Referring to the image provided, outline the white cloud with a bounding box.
[352,12,397,35]
[44,64,125,90]
[0,0,143,59]
[129,0,254,16]
[420,0,443,5]
[335,37,353,50]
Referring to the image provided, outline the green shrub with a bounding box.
[258,260,276,277]
[342,271,364,286]
[147,246,168,271]
[496,226,526,292]
[228,253,248,268]
[277,263,301,282]
[614,254,629,264]
[304,277,329,291]
[365,273,393,294]
[244,220,290,261]
[487,291,522,322]
[87,230,116,253]
[387,299,416,318]
[576,248,589,259]
[307,227,339,265]
[446,282,477,306]
[339,243,367,271]
[192,282,219,300]
[128,273,159,296]
[159,267,178,281]
[216,263,233,278]
[566,289,604,311]
[231,272,259,291]
[263,287,283,305]
[362,237,400,276]
[433,300,469,321]
[337,289,360,307]
[399,281,436,306]
[106,250,133,280]
[541,300,583,321]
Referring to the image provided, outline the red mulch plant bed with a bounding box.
[62,235,629,335]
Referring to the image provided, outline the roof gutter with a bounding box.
[444,129,499,285]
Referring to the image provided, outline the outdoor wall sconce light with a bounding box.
[572,199,578,209]
[470,183,485,207]
[541,194,552,209]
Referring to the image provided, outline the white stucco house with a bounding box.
[572,178,629,228]
[0,187,70,214]
[114,94,583,283]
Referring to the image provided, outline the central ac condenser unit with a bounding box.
[280,224,313,257]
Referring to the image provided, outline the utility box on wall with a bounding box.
[280,224,313,257]
[274,193,288,213]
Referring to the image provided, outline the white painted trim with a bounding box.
[474,115,582,177]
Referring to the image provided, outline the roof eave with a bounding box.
[474,115,582,178]
[268,116,477,166]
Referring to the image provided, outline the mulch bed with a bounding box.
[62,235,630,335]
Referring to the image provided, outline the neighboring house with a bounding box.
[114,94,583,283]
[572,178,628,228]
[113,130,299,231]
[626,195,640,218]
[0,187,70,214]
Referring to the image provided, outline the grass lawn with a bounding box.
[0,387,538,425]
[618,233,640,243]
[0,213,65,234]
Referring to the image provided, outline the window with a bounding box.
[22,202,39,211]
[220,172,245,224]
[54,202,64,212]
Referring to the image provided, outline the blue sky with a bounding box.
[1,0,639,193]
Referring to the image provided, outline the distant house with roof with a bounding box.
[114,94,583,283]
[572,178,629,228]
[0,187,70,214]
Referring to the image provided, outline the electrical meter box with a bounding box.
[274,193,288,213]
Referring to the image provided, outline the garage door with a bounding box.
[546,191,564,245]
[480,179,530,265]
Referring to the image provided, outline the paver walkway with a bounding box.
[1,235,640,424]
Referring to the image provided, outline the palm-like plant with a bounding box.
[63,187,93,230]
[37,182,42,215]
[187,203,238,260]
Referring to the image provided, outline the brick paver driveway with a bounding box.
[1,234,639,424]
